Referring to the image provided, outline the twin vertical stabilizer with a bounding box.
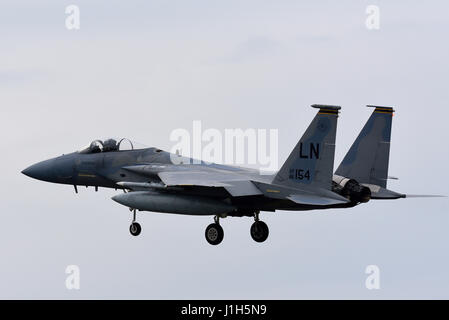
[273,105,340,190]
[335,105,394,188]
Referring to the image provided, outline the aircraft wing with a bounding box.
[120,166,264,197]
[158,171,263,197]
[121,164,350,202]
[158,171,231,187]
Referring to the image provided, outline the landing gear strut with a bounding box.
[205,216,224,245]
[129,209,141,236]
[250,212,269,243]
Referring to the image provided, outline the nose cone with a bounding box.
[22,159,56,182]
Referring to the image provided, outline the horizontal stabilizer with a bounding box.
[362,183,404,199]
[287,194,349,206]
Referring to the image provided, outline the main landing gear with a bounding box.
[250,212,269,243]
[129,209,141,236]
[205,216,224,245]
[204,212,269,245]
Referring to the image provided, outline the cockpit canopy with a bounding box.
[79,138,146,154]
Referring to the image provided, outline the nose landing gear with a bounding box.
[129,209,141,236]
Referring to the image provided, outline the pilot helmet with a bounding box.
[103,138,118,151]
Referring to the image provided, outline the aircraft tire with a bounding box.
[129,222,142,236]
[250,221,269,243]
[205,223,224,245]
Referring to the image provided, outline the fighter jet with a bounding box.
[22,105,440,245]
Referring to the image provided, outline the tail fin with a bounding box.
[273,104,340,190]
[335,105,394,188]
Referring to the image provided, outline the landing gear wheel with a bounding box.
[129,222,142,236]
[250,221,269,243]
[205,223,224,245]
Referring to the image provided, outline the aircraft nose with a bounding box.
[22,159,56,182]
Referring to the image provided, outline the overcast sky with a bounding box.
[0,0,448,299]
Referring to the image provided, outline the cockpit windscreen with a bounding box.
[79,138,146,154]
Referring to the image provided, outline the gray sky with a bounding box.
[0,0,448,299]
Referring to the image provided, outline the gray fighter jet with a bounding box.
[22,105,439,245]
